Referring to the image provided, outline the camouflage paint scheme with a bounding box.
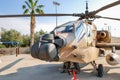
[55,19,99,63]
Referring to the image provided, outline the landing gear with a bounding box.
[97,64,103,77]
[61,62,80,74]
[91,61,103,77]
[62,62,80,80]
[62,61,104,78]
[99,49,105,57]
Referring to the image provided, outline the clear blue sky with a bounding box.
[0,0,117,14]
[0,0,120,37]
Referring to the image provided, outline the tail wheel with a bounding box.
[97,64,103,77]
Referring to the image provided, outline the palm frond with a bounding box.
[23,9,29,14]
[37,5,44,9]
[34,0,39,7]
[25,1,31,9]
[40,10,44,14]
[22,5,26,9]
[29,0,34,8]
[36,8,44,14]
[35,8,40,13]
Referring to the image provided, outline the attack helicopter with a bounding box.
[0,0,120,78]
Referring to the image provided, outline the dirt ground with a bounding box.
[0,52,120,80]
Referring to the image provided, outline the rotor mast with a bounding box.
[85,0,89,19]
[85,0,89,15]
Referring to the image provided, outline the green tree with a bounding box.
[22,0,44,47]
[34,29,47,42]
[1,28,23,47]
[22,34,30,47]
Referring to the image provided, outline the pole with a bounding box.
[53,1,60,27]
[55,5,57,27]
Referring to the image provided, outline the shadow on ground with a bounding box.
[0,58,24,72]
[0,63,120,80]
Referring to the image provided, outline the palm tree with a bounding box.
[22,0,44,47]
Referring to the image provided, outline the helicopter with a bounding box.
[0,0,120,78]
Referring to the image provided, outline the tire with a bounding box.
[97,64,103,77]
[74,63,80,73]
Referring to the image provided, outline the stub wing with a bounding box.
[96,43,120,49]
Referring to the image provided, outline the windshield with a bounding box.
[54,21,75,33]
[75,21,91,42]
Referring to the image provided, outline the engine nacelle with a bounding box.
[106,53,120,65]
[99,31,106,38]
[31,34,66,61]
[97,30,111,43]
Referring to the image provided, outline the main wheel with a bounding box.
[97,64,103,77]
[74,63,80,73]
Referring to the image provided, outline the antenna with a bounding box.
[85,0,89,15]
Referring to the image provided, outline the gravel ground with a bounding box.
[0,53,120,80]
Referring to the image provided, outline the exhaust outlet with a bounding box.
[106,53,120,65]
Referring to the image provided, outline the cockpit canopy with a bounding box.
[53,21,75,33]
[52,20,91,42]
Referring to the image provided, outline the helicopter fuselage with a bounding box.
[31,19,101,63]
[56,19,99,63]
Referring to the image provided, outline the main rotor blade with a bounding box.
[93,0,120,15]
[0,14,74,18]
[96,15,120,21]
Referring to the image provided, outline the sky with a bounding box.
[0,0,120,37]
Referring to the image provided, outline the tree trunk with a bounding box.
[30,16,35,47]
